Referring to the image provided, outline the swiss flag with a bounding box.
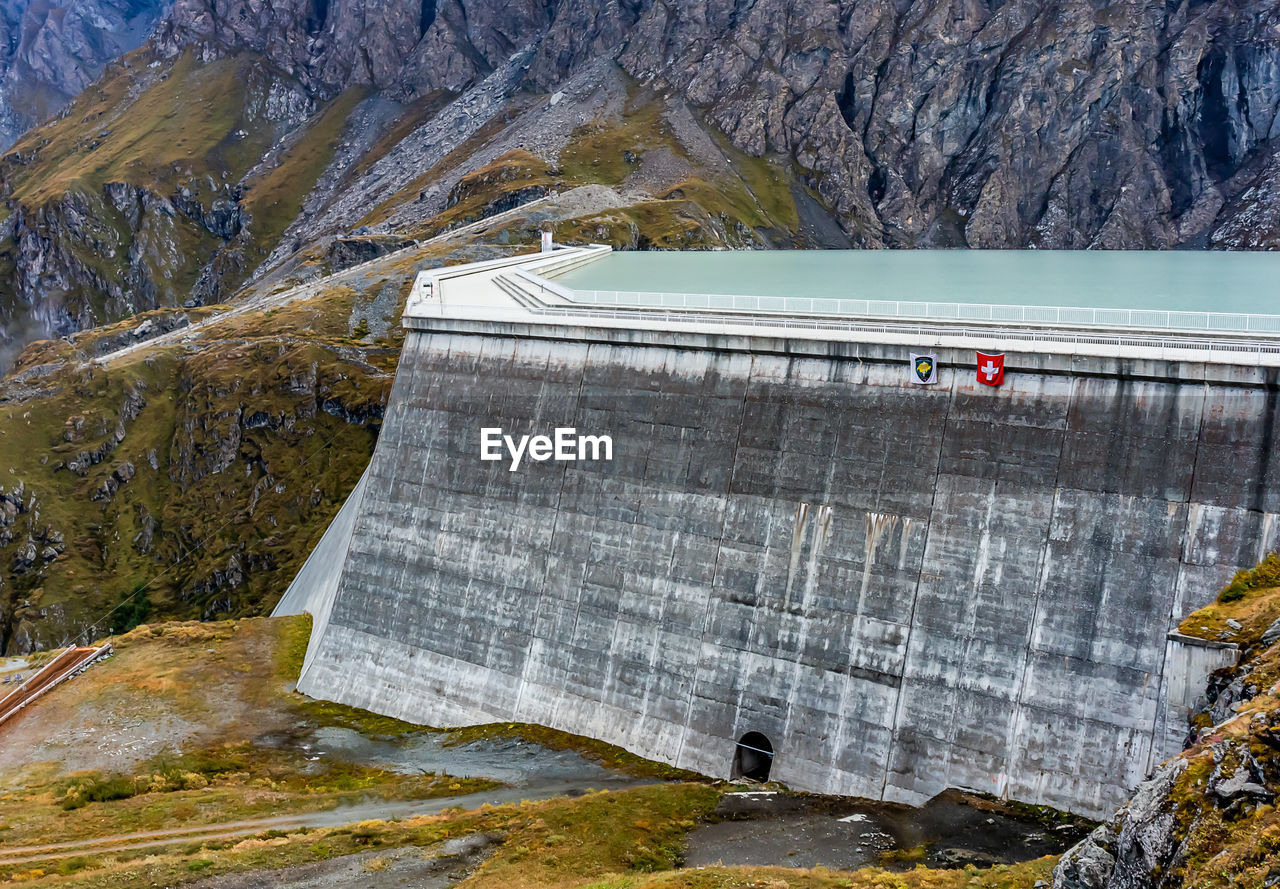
[976,352,1005,387]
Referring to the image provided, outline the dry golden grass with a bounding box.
[1179,585,1280,645]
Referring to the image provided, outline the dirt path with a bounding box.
[184,834,502,889]
[90,196,555,369]
[0,777,643,867]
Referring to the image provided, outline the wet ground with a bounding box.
[684,789,1093,871]
[262,727,1091,874]
[298,726,637,791]
[248,724,646,820]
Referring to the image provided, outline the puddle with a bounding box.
[260,727,1089,873]
[304,726,633,789]
[684,789,1092,871]
[0,657,29,681]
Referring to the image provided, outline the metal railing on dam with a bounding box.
[566,289,1280,335]
[438,272,1280,366]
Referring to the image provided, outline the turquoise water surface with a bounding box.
[553,251,1280,315]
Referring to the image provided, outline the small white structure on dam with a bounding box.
[278,246,1280,818]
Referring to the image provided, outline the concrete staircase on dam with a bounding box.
[277,246,1280,819]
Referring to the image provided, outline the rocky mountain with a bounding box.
[0,0,1278,362]
[155,0,1280,251]
[0,0,171,149]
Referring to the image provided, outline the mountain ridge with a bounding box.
[0,0,171,149]
[2,0,1279,364]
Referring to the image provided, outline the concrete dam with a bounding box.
[280,247,1280,818]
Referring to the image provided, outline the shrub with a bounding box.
[110,583,152,635]
[56,857,91,876]
[1219,553,1280,603]
[61,774,140,810]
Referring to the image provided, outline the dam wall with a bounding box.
[294,320,1266,818]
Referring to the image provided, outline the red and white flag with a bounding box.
[976,352,1005,387]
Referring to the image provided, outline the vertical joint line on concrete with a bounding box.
[511,341,589,722]
[1004,375,1074,802]
[879,371,953,799]
[1148,379,1211,775]
[674,353,754,773]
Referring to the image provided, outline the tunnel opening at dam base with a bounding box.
[732,732,775,782]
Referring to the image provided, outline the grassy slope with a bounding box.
[0,614,1063,888]
[0,616,495,858]
[0,281,395,650]
[0,48,367,334]
[6,51,267,205]
[240,86,370,264]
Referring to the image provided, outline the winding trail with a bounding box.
[90,195,555,369]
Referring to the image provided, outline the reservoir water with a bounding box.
[553,250,1280,317]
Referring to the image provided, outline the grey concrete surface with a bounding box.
[296,328,1266,818]
[274,469,370,676]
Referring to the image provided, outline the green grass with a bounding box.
[576,859,1061,889]
[464,784,720,889]
[1219,553,1280,603]
[0,783,717,889]
[556,99,666,186]
[7,50,273,206]
[1179,554,1280,647]
[242,87,368,260]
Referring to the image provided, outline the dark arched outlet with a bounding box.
[731,731,774,782]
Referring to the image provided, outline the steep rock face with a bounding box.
[0,326,392,655]
[150,0,1280,249]
[0,0,171,148]
[0,175,250,363]
[0,49,317,363]
[156,0,570,95]
[617,0,1280,248]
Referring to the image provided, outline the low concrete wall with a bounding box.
[1160,633,1240,751]
[298,327,1280,818]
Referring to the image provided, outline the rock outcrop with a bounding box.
[1054,584,1280,889]
[154,0,1280,249]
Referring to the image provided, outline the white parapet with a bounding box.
[400,246,1280,368]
